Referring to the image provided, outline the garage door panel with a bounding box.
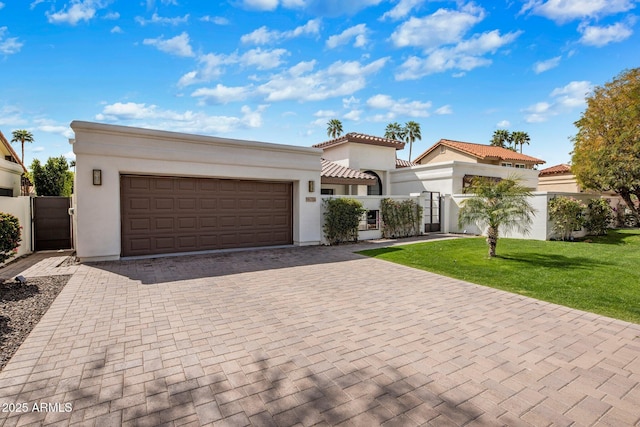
[121,175,292,256]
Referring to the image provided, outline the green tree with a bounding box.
[30,156,74,196]
[571,67,640,223]
[490,129,511,148]
[511,131,531,153]
[0,212,21,264]
[384,122,405,141]
[458,177,535,257]
[326,119,343,139]
[548,196,586,241]
[10,129,34,164]
[403,121,421,162]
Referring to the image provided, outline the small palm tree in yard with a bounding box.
[458,177,535,257]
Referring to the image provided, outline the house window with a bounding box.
[359,210,380,231]
[501,162,513,167]
[0,188,13,197]
[320,188,334,195]
[515,164,526,169]
[365,170,382,195]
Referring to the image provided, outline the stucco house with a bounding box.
[0,131,29,197]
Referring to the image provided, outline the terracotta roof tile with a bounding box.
[539,163,571,176]
[313,132,405,150]
[321,159,377,185]
[395,158,416,168]
[414,139,546,165]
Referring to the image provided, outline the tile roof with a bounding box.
[539,163,572,176]
[321,159,377,185]
[313,132,405,150]
[0,131,28,174]
[414,139,546,165]
[395,158,416,168]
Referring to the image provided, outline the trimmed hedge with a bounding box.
[381,198,423,238]
[0,212,21,264]
[323,198,366,245]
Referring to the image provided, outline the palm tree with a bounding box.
[490,129,511,149]
[384,122,404,141]
[403,121,421,162]
[11,129,34,164]
[326,119,343,139]
[458,176,535,257]
[511,131,531,153]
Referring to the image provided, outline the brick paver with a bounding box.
[1,242,640,426]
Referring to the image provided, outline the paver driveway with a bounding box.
[1,243,640,426]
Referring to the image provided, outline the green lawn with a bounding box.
[359,229,640,324]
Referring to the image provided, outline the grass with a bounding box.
[359,229,640,324]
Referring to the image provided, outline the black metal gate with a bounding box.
[33,197,72,251]
[423,192,442,232]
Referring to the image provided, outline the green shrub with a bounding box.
[585,198,613,236]
[381,198,423,238]
[548,196,586,241]
[0,212,21,264]
[323,198,366,245]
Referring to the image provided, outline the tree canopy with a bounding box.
[384,122,404,141]
[571,67,640,221]
[10,129,34,164]
[30,156,74,197]
[490,129,511,149]
[326,119,343,139]
[458,177,535,257]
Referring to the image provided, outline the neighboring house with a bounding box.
[314,133,405,196]
[0,131,29,197]
[537,164,579,192]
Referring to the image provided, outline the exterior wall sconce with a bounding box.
[308,180,315,193]
[93,169,102,186]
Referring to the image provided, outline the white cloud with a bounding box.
[534,56,561,73]
[579,21,634,46]
[520,0,635,24]
[191,84,251,105]
[0,106,27,126]
[104,11,119,19]
[95,102,267,133]
[435,105,453,115]
[366,94,432,118]
[241,19,320,44]
[110,25,122,33]
[342,96,359,108]
[314,110,338,118]
[497,120,511,127]
[46,0,106,25]
[63,151,76,160]
[200,15,229,25]
[30,146,46,152]
[381,0,424,21]
[258,57,388,102]
[0,3,5,9]
[242,0,279,10]
[240,48,289,69]
[136,12,189,26]
[143,32,194,57]
[390,3,486,50]
[326,24,368,49]
[523,80,592,122]
[395,29,521,80]
[344,110,362,121]
[0,27,23,55]
[177,53,237,87]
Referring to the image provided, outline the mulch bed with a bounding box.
[0,275,71,371]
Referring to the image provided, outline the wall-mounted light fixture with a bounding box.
[308,180,315,193]
[93,169,102,186]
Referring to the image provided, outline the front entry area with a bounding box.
[120,175,293,257]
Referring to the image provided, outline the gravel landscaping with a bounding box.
[0,275,71,371]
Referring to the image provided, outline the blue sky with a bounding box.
[0,0,638,167]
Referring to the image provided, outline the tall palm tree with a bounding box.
[490,129,511,149]
[11,129,34,164]
[403,121,421,162]
[511,131,531,153]
[384,122,404,141]
[458,176,535,257]
[326,119,343,139]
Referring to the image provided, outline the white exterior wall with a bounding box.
[0,196,33,262]
[0,160,24,196]
[391,161,540,196]
[71,121,322,261]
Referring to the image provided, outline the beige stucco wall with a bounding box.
[0,160,24,197]
[71,121,323,261]
[416,147,478,165]
[0,196,33,261]
[537,174,581,193]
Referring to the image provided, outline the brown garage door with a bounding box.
[120,175,293,257]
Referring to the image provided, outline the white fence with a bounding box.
[0,196,33,264]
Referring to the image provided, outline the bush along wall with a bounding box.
[0,212,21,264]
[323,198,367,245]
[585,198,614,236]
[381,198,423,238]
